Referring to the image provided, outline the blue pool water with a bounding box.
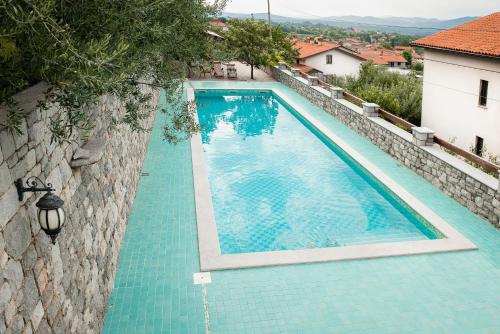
[196,90,440,254]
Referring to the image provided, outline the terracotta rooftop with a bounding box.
[358,49,407,65]
[411,12,500,58]
[292,63,317,73]
[294,41,341,59]
[209,19,227,28]
[294,41,367,61]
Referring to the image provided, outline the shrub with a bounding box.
[330,62,422,124]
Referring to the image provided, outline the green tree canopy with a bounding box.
[1,0,226,143]
[402,49,413,65]
[224,19,297,79]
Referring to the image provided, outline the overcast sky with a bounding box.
[223,0,499,19]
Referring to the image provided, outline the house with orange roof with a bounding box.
[411,12,500,156]
[293,39,367,79]
[358,49,409,73]
[209,19,228,32]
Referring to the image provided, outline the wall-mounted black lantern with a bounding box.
[15,177,66,244]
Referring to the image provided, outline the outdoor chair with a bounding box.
[212,61,224,78]
[199,63,212,78]
[227,63,237,80]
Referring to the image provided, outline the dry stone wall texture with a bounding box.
[0,83,159,333]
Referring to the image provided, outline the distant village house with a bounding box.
[293,38,366,80]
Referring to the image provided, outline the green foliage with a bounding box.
[380,41,393,49]
[1,0,226,143]
[411,62,424,73]
[331,62,423,124]
[280,22,418,47]
[402,49,413,65]
[224,19,297,79]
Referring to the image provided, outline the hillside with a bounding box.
[222,12,476,36]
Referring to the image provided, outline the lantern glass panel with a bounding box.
[58,208,65,227]
[38,209,48,230]
[47,209,60,230]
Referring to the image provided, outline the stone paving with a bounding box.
[189,61,275,82]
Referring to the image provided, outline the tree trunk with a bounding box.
[250,64,254,80]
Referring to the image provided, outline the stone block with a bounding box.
[59,160,72,186]
[15,149,36,180]
[22,272,40,321]
[0,187,20,229]
[0,162,11,196]
[5,313,24,334]
[5,299,16,326]
[0,129,16,160]
[13,120,28,150]
[22,323,33,334]
[0,313,5,333]
[330,86,344,100]
[30,301,44,331]
[411,127,434,146]
[6,152,18,168]
[21,244,37,272]
[362,102,379,117]
[51,243,64,285]
[18,144,28,158]
[28,122,46,144]
[290,68,300,77]
[4,259,23,291]
[0,282,12,313]
[307,75,319,86]
[4,211,31,260]
[70,137,106,168]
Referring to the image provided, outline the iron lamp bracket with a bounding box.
[15,177,55,201]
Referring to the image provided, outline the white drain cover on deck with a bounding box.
[193,272,211,285]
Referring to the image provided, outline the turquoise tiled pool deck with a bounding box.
[102,81,500,333]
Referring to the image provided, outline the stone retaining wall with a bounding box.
[271,66,500,227]
[0,83,159,333]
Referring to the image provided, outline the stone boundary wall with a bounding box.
[0,83,159,333]
[271,66,500,228]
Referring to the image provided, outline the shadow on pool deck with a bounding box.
[102,82,500,334]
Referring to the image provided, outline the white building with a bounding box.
[412,12,500,157]
[294,40,366,79]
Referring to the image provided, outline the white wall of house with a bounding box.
[300,48,363,78]
[421,49,500,157]
[387,67,411,75]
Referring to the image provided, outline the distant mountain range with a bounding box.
[222,12,477,36]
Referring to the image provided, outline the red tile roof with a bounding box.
[294,41,340,59]
[358,49,407,65]
[292,63,317,73]
[209,20,226,28]
[411,12,500,57]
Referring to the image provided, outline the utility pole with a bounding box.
[267,0,272,40]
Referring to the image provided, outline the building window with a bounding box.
[475,136,484,156]
[479,80,488,106]
[326,55,332,64]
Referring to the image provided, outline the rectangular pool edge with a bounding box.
[188,86,477,271]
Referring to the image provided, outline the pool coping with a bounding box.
[187,85,477,271]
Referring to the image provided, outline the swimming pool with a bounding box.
[190,87,475,270]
